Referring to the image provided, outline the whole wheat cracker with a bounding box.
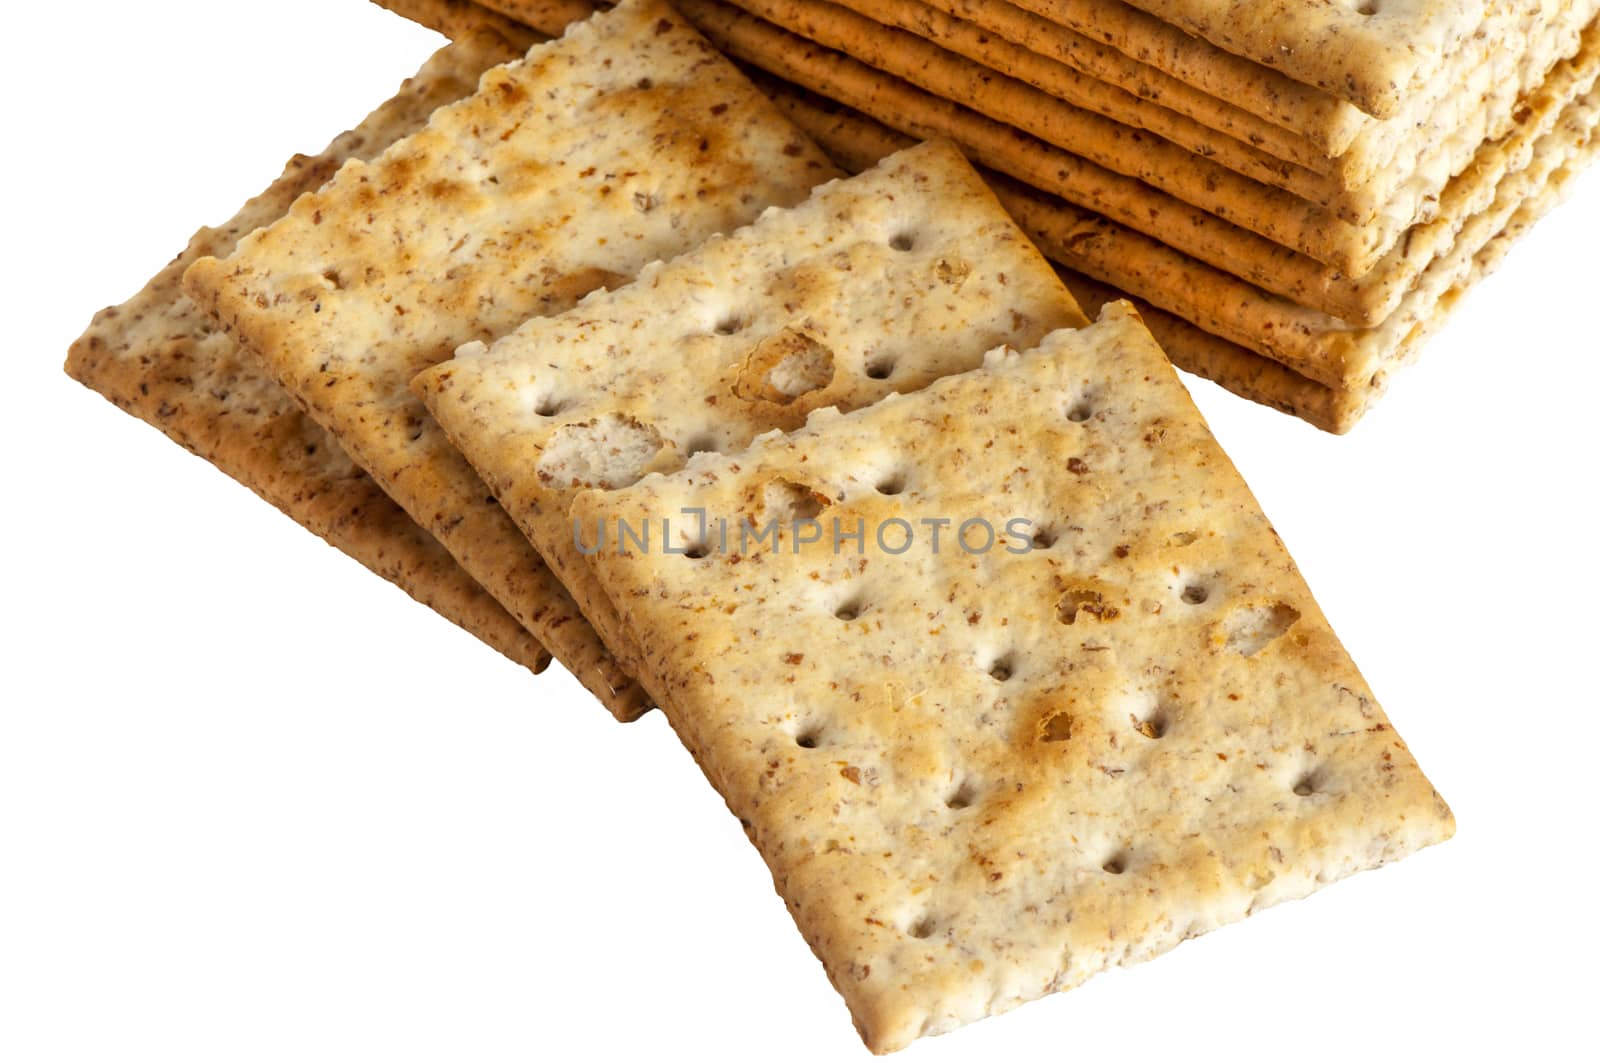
[185,0,841,721]
[766,73,1600,423]
[413,141,1085,679]
[574,304,1454,1050]
[1119,0,1490,117]
[66,31,549,673]
[687,0,1600,323]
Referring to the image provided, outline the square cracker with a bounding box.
[65,30,549,673]
[412,140,1086,678]
[573,304,1454,1050]
[184,0,840,720]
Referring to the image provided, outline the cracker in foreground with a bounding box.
[65,31,549,673]
[573,304,1454,1051]
[183,0,839,720]
[413,140,1085,679]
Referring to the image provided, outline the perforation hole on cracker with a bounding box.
[833,597,866,621]
[863,356,896,380]
[683,433,720,457]
[1131,706,1170,740]
[945,780,979,810]
[874,471,907,495]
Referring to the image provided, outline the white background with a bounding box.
[3,1,1597,1059]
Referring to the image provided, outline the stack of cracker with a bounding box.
[71,0,1454,1049]
[403,0,1600,431]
